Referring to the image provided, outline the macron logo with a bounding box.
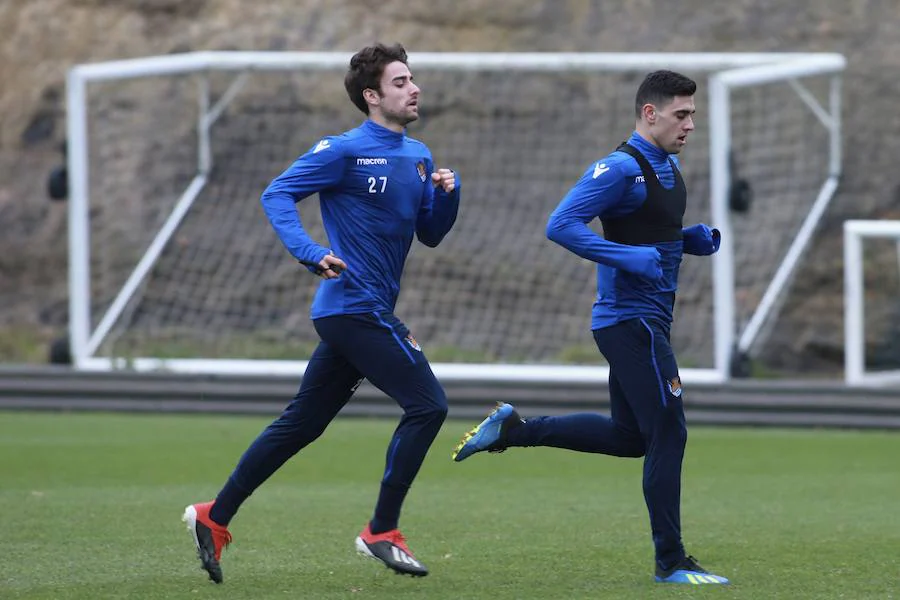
[313,140,330,154]
[356,157,388,165]
[592,162,610,179]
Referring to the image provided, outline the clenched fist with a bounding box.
[430,168,456,193]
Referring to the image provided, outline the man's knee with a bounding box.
[422,395,449,423]
[622,433,647,458]
[625,441,647,458]
[406,389,448,423]
[642,407,687,451]
[432,403,449,424]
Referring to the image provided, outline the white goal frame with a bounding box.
[844,220,900,386]
[66,51,846,383]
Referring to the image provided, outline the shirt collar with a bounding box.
[361,119,405,146]
[628,131,669,161]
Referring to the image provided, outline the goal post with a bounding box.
[65,51,845,383]
[708,57,844,374]
[844,220,900,386]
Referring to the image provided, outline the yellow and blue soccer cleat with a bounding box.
[451,402,522,462]
[655,555,729,585]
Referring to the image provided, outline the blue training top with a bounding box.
[547,131,715,331]
[260,119,460,319]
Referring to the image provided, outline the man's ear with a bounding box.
[363,88,380,107]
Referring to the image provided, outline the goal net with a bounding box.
[66,52,844,382]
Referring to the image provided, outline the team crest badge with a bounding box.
[667,376,683,398]
[405,334,422,351]
[416,161,427,182]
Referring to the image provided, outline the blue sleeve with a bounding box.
[416,157,460,248]
[260,137,346,266]
[682,223,721,256]
[546,159,661,277]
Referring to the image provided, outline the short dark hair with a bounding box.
[344,43,409,115]
[634,70,697,118]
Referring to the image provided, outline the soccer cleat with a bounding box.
[451,402,522,462]
[655,555,729,584]
[355,523,428,577]
[183,501,233,584]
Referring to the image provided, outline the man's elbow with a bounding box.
[546,216,565,244]
[259,191,274,223]
[259,185,276,210]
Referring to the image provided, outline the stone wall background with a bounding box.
[2,0,898,373]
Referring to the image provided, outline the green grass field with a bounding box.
[1,411,897,599]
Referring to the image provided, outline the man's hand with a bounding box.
[314,252,347,279]
[634,247,663,281]
[682,223,721,256]
[430,168,456,193]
